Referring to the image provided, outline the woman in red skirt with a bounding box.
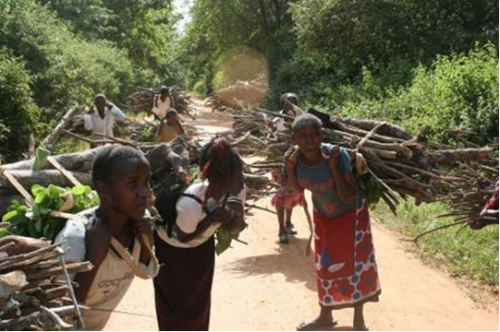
[287,114,381,331]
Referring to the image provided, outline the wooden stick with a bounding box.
[302,199,314,257]
[47,156,82,186]
[40,306,73,330]
[41,106,81,147]
[0,167,34,206]
[356,122,387,151]
[58,250,85,330]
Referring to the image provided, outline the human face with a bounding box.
[292,123,322,155]
[95,97,107,113]
[97,160,151,221]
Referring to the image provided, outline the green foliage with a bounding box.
[374,201,499,286]
[1,184,99,241]
[137,126,157,142]
[39,0,181,87]
[0,0,135,142]
[291,0,499,73]
[337,44,499,144]
[0,48,40,162]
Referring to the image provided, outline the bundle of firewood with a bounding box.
[442,151,499,229]
[126,85,195,119]
[0,236,90,330]
[228,108,495,216]
[213,78,268,110]
[0,138,272,215]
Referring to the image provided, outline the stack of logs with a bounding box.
[0,139,272,216]
[229,107,497,221]
[0,236,90,330]
[126,85,196,119]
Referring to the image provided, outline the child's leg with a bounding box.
[353,303,368,331]
[297,305,336,331]
[285,208,293,227]
[277,206,286,233]
[277,206,289,244]
[285,208,297,234]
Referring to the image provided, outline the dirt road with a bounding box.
[104,102,499,331]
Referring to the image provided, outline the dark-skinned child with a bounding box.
[154,137,246,331]
[155,109,185,143]
[286,114,381,331]
[270,93,305,244]
[55,145,159,330]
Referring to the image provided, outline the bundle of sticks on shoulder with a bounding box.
[126,85,196,120]
[229,107,498,229]
[0,138,273,216]
[0,236,89,330]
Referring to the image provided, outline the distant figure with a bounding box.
[156,109,185,143]
[269,92,303,133]
[84,94,126,144]
[151,86,173,121]
[270,93,304,244]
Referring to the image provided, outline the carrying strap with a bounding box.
[110,234,159,280]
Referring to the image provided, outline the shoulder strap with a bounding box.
[180,193,210,215]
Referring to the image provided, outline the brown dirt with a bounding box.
[103,101,499,331]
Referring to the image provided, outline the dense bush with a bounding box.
[0,49,40,162]
[0,0,136,143]
[337,44,499,144]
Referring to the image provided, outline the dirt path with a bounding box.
[104,101,499,331]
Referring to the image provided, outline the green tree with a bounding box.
[0,48,40,162]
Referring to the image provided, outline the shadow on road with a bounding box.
[222,237,317,291]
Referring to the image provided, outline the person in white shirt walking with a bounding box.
[84,94,126,146]
[151,86,173,121]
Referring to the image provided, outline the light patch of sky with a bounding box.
[173,0,193,34]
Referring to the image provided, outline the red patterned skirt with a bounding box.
[314,197,381,308]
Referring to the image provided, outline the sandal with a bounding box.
[279,231,289,244]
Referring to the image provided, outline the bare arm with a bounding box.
[329,147,357,204]
[178,206,233,243]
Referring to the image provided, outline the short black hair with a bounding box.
[166,109,178,119]
[92,145,149,183]
[280,92,299,109]
[291,114,322,133]
[160,86,170,95]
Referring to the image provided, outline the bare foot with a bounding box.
[297,317,338,331]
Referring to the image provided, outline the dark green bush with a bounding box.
[0,49,40,162]
[338,44,499,144]
[0,0,135,132]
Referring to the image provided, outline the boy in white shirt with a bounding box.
[84,94,126,143]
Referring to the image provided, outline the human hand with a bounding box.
[286,146,300,168]
[209,207,233,224]
[328,145,341,168]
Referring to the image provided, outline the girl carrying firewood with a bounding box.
[55,145,159,330]
[287,114,381,331]
[271,93,305,244]
[153,137,246,331]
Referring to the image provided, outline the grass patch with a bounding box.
[374,200,499,288]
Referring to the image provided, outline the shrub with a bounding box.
[0,48,40,162]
